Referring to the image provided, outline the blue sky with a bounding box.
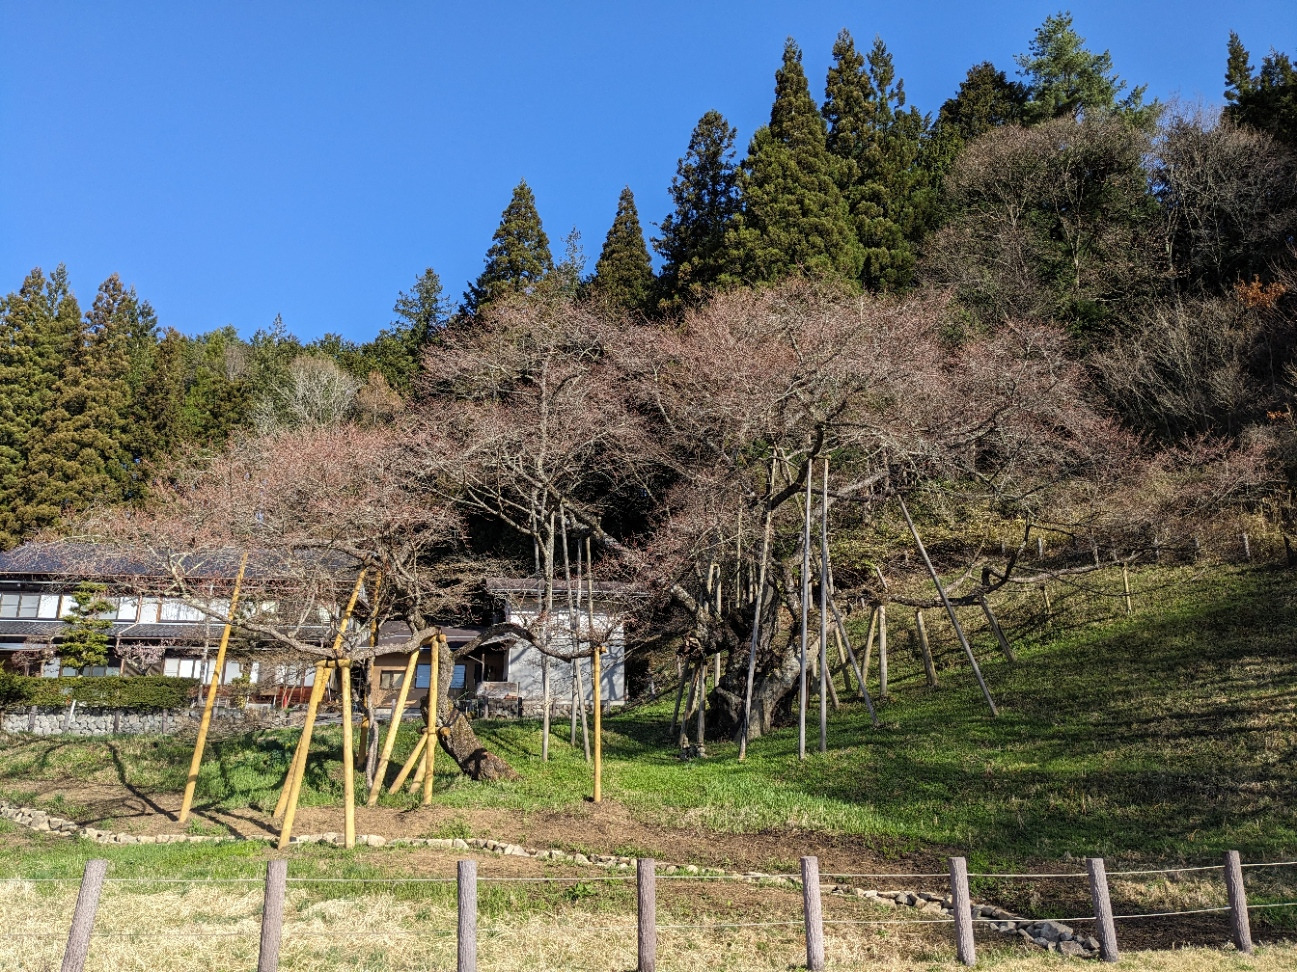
[2,2,1293,343]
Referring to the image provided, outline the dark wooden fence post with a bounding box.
[801,856,824,971]
[257,859,287,972]
[60,858,107,972]
[1086,857,1119,963]
[458,859,477,972]
[948,856,975,966]
[1224,850,1253,954]
[637,858,657,972]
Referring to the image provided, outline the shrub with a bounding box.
[0,674,198,710]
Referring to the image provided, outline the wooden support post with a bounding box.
[979,596,1017,664]
[899,497,998,717]
[340,659,355,848]
[458,859,477,972]
[798,456,812,761]
[861,606,877,686]
[1037,536,1045,559]
[388,729,428,794]
[949,856,975,966]
[693,658,704,752]
[878,604,888,699]
[278,660,329,849]
[1041,583,1053,623]
[801,856,825,972]
[274,670,327,820]
[179,553,248,824]
[423,634,440,806]
[669,666,687,735]
[60,858,107,972]
[1242,532,1252,562]
[1122,566,1133,616]
[818,457,829,753]
[257,859,287,972]
[1224,850,1253,954]
[828,599,878,726]
[915,609,938,687]
[1087,857,1119,963]
[637,858,657,972]
[739,473,775,762]
[368,646,421,805]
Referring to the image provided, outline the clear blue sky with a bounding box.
[2,2,1293,343]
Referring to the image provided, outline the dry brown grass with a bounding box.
[2,881,1294,971]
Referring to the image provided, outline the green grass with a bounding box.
[3,564,1296,875]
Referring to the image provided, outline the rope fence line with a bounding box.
[21,854,1297,972]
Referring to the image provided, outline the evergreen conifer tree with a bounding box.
[463,180,553,314]
[1016,13,1157,127]
[591,187,655,314]
[724,39,863,287]
[0,267,82,548]
[653,110,741,310]
[19,274,136,535]
[58,583,113,672]
[936,62,1028,143]
[1225,33,1297,150]
[822,31,931,289]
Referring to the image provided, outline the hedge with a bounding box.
[0,673,198,710]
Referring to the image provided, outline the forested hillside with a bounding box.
[2,13,1294,555]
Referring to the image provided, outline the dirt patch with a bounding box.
[6,776,1296,954]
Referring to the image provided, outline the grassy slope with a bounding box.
[3,565,1296,873]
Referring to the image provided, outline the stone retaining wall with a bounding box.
[0,705,261,736]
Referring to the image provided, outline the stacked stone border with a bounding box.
[0,800,1099,958]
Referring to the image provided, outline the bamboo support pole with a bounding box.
[915,609,938,687]
[339,659,355,848]
[423,634,439,806]
[979,595,1017,664]
[861,606,877,685]
[388,728,428,793]
[278,660,330,849]
[739,490,774,762]
[358,570,384,766]
[368,646,422,805]
[899,497,998,717]
[584,535,603,802]
[328,571,366,846]
[179,552,248,824]
[799,458,812,761]
[1122,565,1133,616]
[818,457,829,752]
[274,670,327,819]
[878,604,888,699]
[828,598,878,725]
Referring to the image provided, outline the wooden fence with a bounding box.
[39,851,1297,971]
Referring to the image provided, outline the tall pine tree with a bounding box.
[1225,33,1297,150]
[724,39,863,287]
[1016,13,1157,127]
[654,110,742,310]
[463,180,553,314]
[19,274,136,535]
[590,187,655,315]
[0,267,82,548]
[822,31,931,290]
